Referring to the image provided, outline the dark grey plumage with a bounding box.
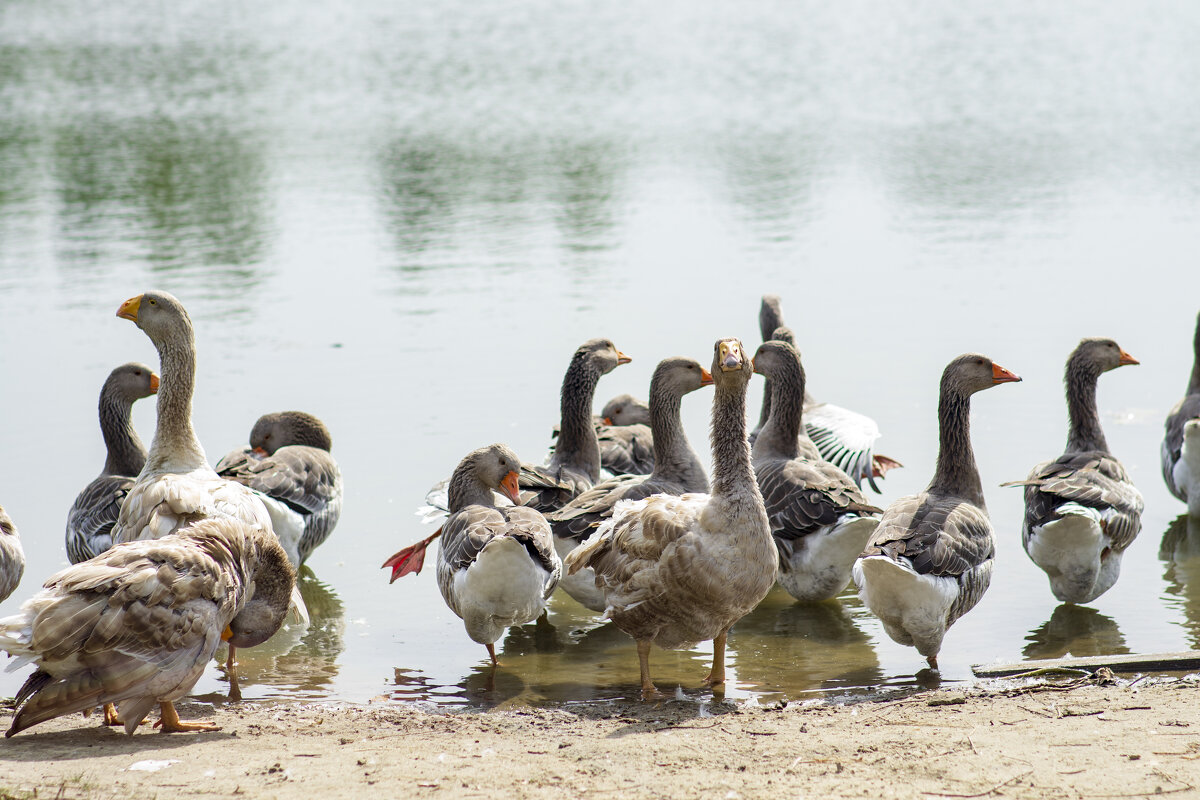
[1163,312,1200,512]
[216,411,343,566]
[65,362,159,564]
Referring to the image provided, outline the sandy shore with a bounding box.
[3,675,1200,799]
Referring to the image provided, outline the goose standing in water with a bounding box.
[1163,312,1200,516]
[854,354,1021,670]
[549,357,712,610]
[65,362,159,563]
[0,506,23,604]
[0,518,294,735]
[566,339,776,699]
[1006,339,1142,603]
[752,295,901,491]
[383,444,561,665]
[216,411,343,566]
[751,340,882,602]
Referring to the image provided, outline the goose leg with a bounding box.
[103,702,122,726]
[703,628,730,687]
[637,639,662,701]
[226,643,242,701]
[926,655,939,671]
[486,643,498,667]
[154,701,220,733]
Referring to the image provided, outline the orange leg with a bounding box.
[226,644,242,701]
[154,701,220,733]
[703,628,730,688]
[637,639,664,701]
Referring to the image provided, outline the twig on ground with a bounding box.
[921,770,1033,797]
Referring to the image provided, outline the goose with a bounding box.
[853,354,1021,670]
[111,291,307,707]
[0,505,24,604]
[551,395,653,477]
[0,517,294,735]
[1163,311,1200,516]
[383,444,561,665]
[1005,339,1142,603]
[549,357,713,610]
[216,411,343,566]
[565,338,777,699]
[752,295,901,491]
[65,362,159,564]
[418,339,629,523]
[751,340,882,602]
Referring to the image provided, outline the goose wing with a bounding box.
[756,457,881,545]
[1020,452,1144,553]
[65,475,133,563]
[803,401,882,491]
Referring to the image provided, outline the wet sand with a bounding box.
[3,675,1200,799]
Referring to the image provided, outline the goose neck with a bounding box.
[551,358,602,480]
[99,392,147,477]
[146,333,207,471]
[1065,364,1109,454]
[709,379,757,500]
[930,390,986,507]
[1190,314,1200,396]
[447,464,495,512]
[753,360,805,461]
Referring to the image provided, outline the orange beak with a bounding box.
[602,417,614,426]
[251,447,269,457]
[221,625,233,642]
[1118,349,1140,367]
[149,374,160,393]
[616,349,632,365]
[992,363,1022,384]
[116,295,142,322]
[499,470,521,505]
[700,368,714,386]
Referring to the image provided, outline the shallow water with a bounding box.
[1,0,1199,709]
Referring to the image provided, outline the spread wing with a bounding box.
[803,401,881,490]
[65,475,134,563]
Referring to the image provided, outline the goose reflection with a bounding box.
[217,568,346,698]
[1023,604,1129,661]
[1159,514,1200,648]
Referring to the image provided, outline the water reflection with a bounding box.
[1023,604,1130,661]
[1160,514,1200,648]
[51,116,270,291]
[217,569,346,700]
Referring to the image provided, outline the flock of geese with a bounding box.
[384,296,1200,698]
[0,289,1198,733]
[0,291,343,736]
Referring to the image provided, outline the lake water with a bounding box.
[1,0,1199,709]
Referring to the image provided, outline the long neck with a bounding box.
[447,462,495,512]
[1065,363,1108,454]
[1189,313,1200,396]
[99,390,147,476]
[648,387,699,481]
[550,356,602,480]
[756,379,773,432]
[710,378,757,500]
[146,330,208,471]
[754,361,804,460]
[929,390,985,507]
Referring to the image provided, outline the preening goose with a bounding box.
[383,444,561,665]
[751,340,882,602]
[854,354,1021,670]
[65,362,159,564]
[1163,312,1200,516]
[565,339,776,700]
[549,357,712,610]
[594,394,654,476]
[752,295,901,491]
[0,505,24,604]
[216,411,343,566]
[1006,339,1142,604]
[0,517,294,735]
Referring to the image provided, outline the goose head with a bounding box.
[943,353,1022,397]
[249,411,334,455]
[1068,338,1139,380]
[116,290,193,345]
[713,338,753,385]
[751,339,803,383]
[456,443,523,506]
[574,338,632,376]
[651,357,714,399]
[227,533,297,649]
[105,361,159,402]
[600,394,651,426]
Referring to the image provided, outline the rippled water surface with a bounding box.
[2,0,1199,708]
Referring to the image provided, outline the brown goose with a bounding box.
[1163,311,1200,516]
[1005,339,1142,603]
[0,505,24,604]
[216,411,343,566]
[853,354,1021,670]
[565,339,776,699]
[751,340,882,602]
[549,357,713,610]
[383,444,561,665]
[0,517,294,735]
[65,362,159,564]
[752,295,902,491]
